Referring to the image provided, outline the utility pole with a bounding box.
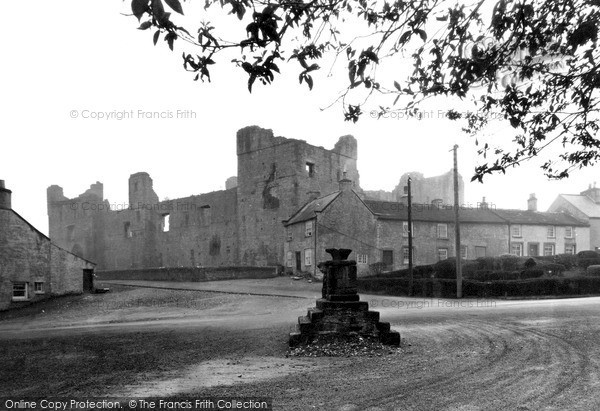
[452,145,463,298]
[407,176,414,297]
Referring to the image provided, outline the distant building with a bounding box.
[364,171,464,206]
[1,180,95,310]
[549,184,600,251]
[284,186,588,275]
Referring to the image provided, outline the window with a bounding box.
[12,282,28,301]
[402,247,415,265]
[511,225,522,238]
[475,246,487,258]
[305,162,315,177]
[460,245,468,260]
[286,251,293,267]
[286,227,292,242]
[438,248,448,261]
[547,226,556,238]
[543,243,555,256]
[565,244,576,255]
[402,221,414,238]
[437,223,448,239]
[161,214,170,232]
[34,282,44,294]
[305,221,313,237]
[124,222,133,238]
[565,226,573,239]
[383,250,394,266]
[511,243,523,256]
[304,249,313,266]
[357,254,368,264]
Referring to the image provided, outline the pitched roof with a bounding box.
[285,191,341,225]
[556,194,600,218]
[491,209,588,226]
[364,201,507,224]
[364,200,588,226]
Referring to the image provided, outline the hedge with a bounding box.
[587,265,600,276]
[357,276,600,298]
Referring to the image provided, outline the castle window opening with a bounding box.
[124,222,133,238]
[161,214,170,232]
[306,162,315,177]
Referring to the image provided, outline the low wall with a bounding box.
[95,266,278,282]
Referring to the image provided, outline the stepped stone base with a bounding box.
[289,298,400,347]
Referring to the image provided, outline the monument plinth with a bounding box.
[289,248,400,346]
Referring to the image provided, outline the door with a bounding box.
[83,269,94,293]
[295,252,302,270]
[382,250,394,268]
[528,243,539,257]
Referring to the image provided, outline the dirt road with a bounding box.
[1,278,599,410]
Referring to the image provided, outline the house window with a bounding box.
[438,248,448,261]
[124,222,133,238]
[402,221,414,238]
[547,226,556,238]
[475,246,487,258]
[437,223,448,239]
[12,282,28,301]
[305,221,313,237]
[511,243,523,256]
[304,248,313,266]
[34,282,44,294]
[286,227,293,242]
[565,226,573,239]
[286,251,293,267]
[511,225,522,238]
[460,245,468,260]
[544,243,555,256]
[306,162,315,177]
[565,244,576,255]
[161,214,170,232]
[357,254,368,264]
[402,247,415,265]
[383,250,394,266]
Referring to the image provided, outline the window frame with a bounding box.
[543,243,555,256]
[547,226,556,239]
[511,242,523,257]
[437,223,448,239]
[12,282,28,301]
[565,244,577,255]
[305,220,313,237]
[34,281,45,294]
[511,224,522,238]
[304,248,313,266]
[565,226,573,239]
[438,248,448,261]
[286,251,293,267]
[460,245,468,260]
[402,221,414,238]
[286,227,293,242]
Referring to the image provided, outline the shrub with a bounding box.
[499,254,520,271]
[520,268,545,279]
[578,258,600,269]
[577,250,600,259]
[433,258,456,279]
[587,265,600,276]
[368,262,387,276]
[539,263,566,277]
[524,258,537,269]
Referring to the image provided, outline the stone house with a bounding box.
[0,180,96,310]
[284,183,589,276]
[548,185,600,250]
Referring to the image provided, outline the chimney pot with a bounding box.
[527,193,537,211]
[0,180,12,210]
[339,178,353,192]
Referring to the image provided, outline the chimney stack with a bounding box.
[527,193,537,211]
[339,178,353,192]
[0,180,12,210]
[307,190,321,201]
[479,196,488,209]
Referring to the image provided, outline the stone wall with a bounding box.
[95,266,277,282]
[1,208,94,310]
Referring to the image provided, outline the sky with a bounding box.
[1,0,598,235]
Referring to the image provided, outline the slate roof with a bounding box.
[364,201,507,224]
[492,209,588,226]
[556,194,600,218]
[284,191,341,225]
[365,200,588,226]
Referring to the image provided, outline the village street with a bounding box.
[1,278,599,410]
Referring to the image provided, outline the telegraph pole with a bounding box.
[407,176,414,297]
[452,145,463,298]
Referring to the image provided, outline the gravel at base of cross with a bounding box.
[286,335,404,357]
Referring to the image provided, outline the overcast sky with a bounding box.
[1,0,598,235]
